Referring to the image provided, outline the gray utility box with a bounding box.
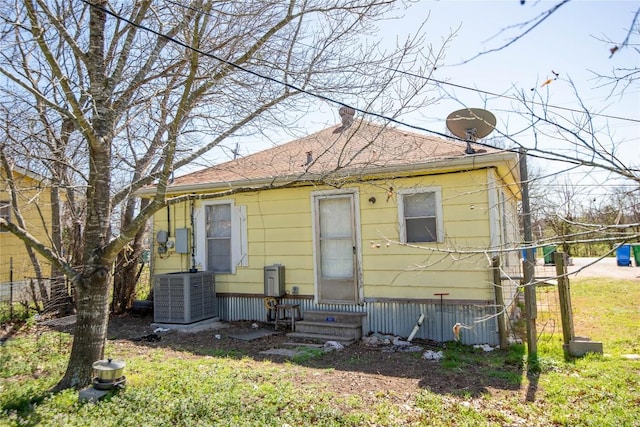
[174,228,190,254]
[264,264,285,297]
[153,271,216,324]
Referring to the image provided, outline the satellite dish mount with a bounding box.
[446,108,496,154]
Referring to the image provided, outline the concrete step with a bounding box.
[302,310,367,324]
[286,331,356,346]
[295,320,362,339]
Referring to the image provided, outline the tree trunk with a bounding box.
[46,276,75,316]
[112,244,141,313]
[53,1,114,390]
[47,145,75,316]
[54,266,110,390]
[111,197,148,313]
[47,189,74,315]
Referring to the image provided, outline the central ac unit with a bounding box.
[153,272,217,324]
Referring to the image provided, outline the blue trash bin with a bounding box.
[522,247,536,264]
[616,244,632,267]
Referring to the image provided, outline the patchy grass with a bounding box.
[1,277,639,426]
[570,278,640,354]
[0,304,33,324]
[291,346,326,364]
[536,277,640,355]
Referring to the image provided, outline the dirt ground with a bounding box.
[130,315,525,400]
[27,313,524,406]
[7,257,636,407]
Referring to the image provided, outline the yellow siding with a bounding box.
[151,168,509,301]
[0,171,53,283]
[361,253,495,301]
[364,283,494,301]
[250,242,311,257]
[149,204,188,276]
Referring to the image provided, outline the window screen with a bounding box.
[403,192,438,243]
[205,204,231,272]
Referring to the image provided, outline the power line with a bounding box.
[80,0,640,159]
[80,0,456,140]
[385,69,640,123]
[160,0,640,124]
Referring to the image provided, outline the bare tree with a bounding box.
[0,144,49,310]
[0,0,443,389]
[483,4,640,252]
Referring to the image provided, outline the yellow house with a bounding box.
[139,121,522,345]
[0,166,53,299]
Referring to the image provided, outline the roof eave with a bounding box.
[136,151,520,197]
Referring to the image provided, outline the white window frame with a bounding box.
[398,187,444,243]
[501,190,520,268]
[194,200,247,274]
[489,173,519,267]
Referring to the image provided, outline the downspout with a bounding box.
[166,205,171,238]
[190,199,197,272]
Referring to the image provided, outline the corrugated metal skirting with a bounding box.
[217,295,499,345]
[365,301,499,346]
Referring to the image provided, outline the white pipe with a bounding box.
[407,313,425,342]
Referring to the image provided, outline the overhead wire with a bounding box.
[79,0,455,140]
[159,0,640,124]
[384,69,640,123]
[78,0,639,165]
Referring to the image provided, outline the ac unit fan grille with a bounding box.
[153,272,216,324]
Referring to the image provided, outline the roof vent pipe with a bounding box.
[339,106,355,128]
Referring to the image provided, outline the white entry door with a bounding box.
[313,192,360,304]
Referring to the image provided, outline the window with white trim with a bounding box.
[499,190,510,266]
[206,203,232,272]
[398,187,443,243]
[0,200,9,232]
[196,201,247,274]
[500,189,519,267]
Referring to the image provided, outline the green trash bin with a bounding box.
[543,245,556,265]
[632,245,640,267]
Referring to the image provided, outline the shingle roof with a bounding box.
[170,120,502,188]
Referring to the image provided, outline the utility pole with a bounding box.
[519,149,537,360]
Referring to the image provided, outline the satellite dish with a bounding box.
[446,108,496,154]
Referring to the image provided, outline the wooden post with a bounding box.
[522,257,537,356]
[492,256,508,348]
[9,257,13,319]
[434,293,449,342]
[519,150,537,359]
[554,252,575,359]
